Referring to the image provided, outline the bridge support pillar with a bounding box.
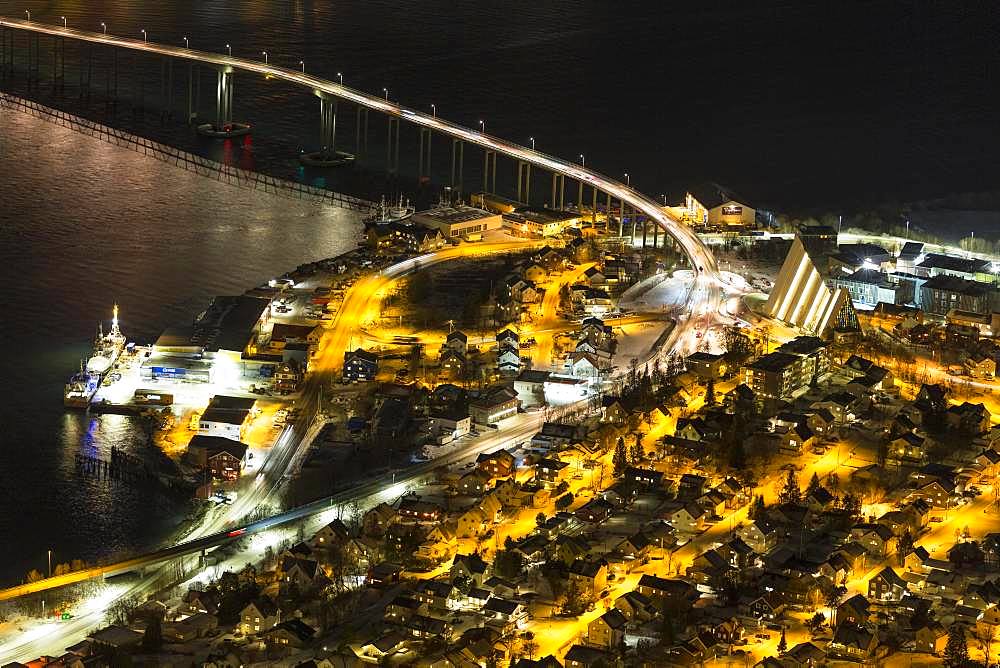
[559,174,565,210]
[356,106,369,157]
[321,96,338,155]
[516,161,531,203]
[482,150,496,193]
[215,69,233,128]
[106,47,119,109]
[186,63,199,123]
[578,180,584,216]
[300,95,355,167]
[450,139,464,196]
[418,127,432,179]
[386,117,400,174]
[592,187,598,227]
[197,67,248,137]
[52,35,66,93]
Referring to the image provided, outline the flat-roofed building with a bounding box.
[409,205,502,240]
[502,207,582,237]
[744,336,831,400]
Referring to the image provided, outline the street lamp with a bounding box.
[261,50,268,64]
[529,137,535,150]
[337,72,342,84]
[383,87,388,101]
[24,10,30,21]
[183,36,189,49]
[579,154,585,168]
[101,22,106,34]
[141,29,147,42]
[431,103,436,117]
[624,172,630,187]
[61,16,66,28]
[479,119,485,133]
[225,44,231,56]
[298,60,304,73]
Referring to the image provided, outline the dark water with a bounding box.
[0,0,998,583]
[0,110,360,584]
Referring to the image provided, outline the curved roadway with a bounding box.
[0,17,718,279]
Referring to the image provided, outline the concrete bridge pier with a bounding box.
[482,149,497,193]
[216,69,232,127]
[516,161,531,204]
[186,62,199,124]
[159,57,174,120]
[355,106,369,158]
[78,44,93,101]
[591,187,598,227]
[104,46,119,110]
[52,35,66,93]
[196,66,249,137]
[300,94,354,167]
[417,127,432,179]
[386,116,400,174]
[450,138,464,197]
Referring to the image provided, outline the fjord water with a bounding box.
[0,0,997,583]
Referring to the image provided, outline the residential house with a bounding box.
[451,553,489,587]
[483,597,528,631]
[565,645,617,668]
[868,567,907,602]
[685,351,728,380]
[535,457,571,487]
[469,387,520,425]
[240,597,279,635]
[477,449,516,478]
[264,619,316,649]
[829,625,879,662]
[947,402,992,434]
[343,348,378,381]
[568,559,609,597]
[587,609,628,649]
[614,590,659,622]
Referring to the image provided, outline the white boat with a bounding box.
[65,305,127,409]
[364,195,415,225]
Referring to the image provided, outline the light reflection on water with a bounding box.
[0,109,361,584]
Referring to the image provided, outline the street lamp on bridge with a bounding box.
[299,60,305,73]
[530,137,535,150]
[579,154,585,168]
[479,119,485,133]
[101,22,106,34]
[24,10,30,21]
[337,72,343,85]
[431,103,436,118]
[624,172,630,187]
[225,44,232,57]
[61,16,66,28]
[261,50,268,64]
[183,36,189,49]
[383,87,388,101]
[141,29,147,43]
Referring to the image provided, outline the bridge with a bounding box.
[0,18,725,608]
[0,16,718,279]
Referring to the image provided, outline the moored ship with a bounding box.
[63,305,127,408]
